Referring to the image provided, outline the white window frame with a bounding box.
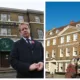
[52,50,55,58]
[60,49,63,57]
[1,14,7,21]
[8,14,10,21]
[37,29,43,39]
[66,48,70,57]
[53,38,56,45]
[35,16,40,23]
[67,35,70,42]
[61,36,64,44]
[47,40,50,46]
[59,63,63,72]
[18,15,24,22]
[0,28,7,35]
[50,32,53,35]
[46,51,49,58]
[73,33,78,41]
[73,47,77,56]
[56,30,59,33]
[7,28,11,35]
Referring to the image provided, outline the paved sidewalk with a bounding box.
[0,68,16,78]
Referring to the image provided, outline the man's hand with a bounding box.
[29,63,38,71]
[37,62,44,71]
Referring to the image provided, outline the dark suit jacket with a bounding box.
[9,38,44,78]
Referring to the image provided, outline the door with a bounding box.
[1,52,10,67]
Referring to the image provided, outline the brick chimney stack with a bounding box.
[70,20,75,26]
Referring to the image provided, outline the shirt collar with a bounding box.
[23,37,31,41]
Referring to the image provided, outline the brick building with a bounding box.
[46,21,80,74]
[0,7,44,67]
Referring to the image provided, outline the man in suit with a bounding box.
[9,23,44,78]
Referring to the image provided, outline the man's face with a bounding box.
[19,24,30,38]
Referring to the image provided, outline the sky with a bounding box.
[0,0,44,11]
[46,2,80,31]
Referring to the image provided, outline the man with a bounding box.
[9,23,44,78]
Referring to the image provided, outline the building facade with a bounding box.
[0,7,44,68]
[46,21,80,74]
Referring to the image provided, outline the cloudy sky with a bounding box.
[0,0,44,11]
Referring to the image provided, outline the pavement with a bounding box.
[0,68,16,78]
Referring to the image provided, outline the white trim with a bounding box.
[58,25,77,36]
[57,60,70,62]
[0,20,29,24]
[58,25,70,36]
[34,38,43,41]
[29,21,44,24]
[46,60,70,62]
[46,36,57,40]
[58,42,79,47]
[58,28,80,37]
[46,59,57,62]
[0,35,17,36]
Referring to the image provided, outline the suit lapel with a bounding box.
[20,38,32,49]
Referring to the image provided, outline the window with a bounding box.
[56,30,59,33]
[1,14,7,21]
[73,33,78,41]
[1,28,7,35]
[8,14,10,21]
[60,37,64,44]
[76,24,80,29]
[50,32,53,35]
[46,51,49,58]
[37,29,43,39]
[53,39,56,45]
[67,35,70,42]
[66,48,70,57]
[18,16,24,22]
[35,16,40,23]
[65,63,69,72]
[59,63,63,72]
[73,47,77,56]
[52,50,55,58]
[47,40,50,46]
[0,28,11,35]
[7,28,11,35]
[60,49,63,57]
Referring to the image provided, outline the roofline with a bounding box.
[0,7,44,14]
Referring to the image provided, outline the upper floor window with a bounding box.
[66,48,70,57]
[8,14,10,21]
[73,33,78,41]
[53,38,56,45]
[67,35,70,42]
[56,30,59,33]
[60,36,64,44]
[18,16,24,22]
[37,29,43,39]
[52,50,55,58]
[7,28,11,35]
[0,28,11,35]
[47,40,50,46]
[76,24,80,29]
[46,51,49,58]
[50,32,53,35]
[35,16,40,23]
[1,14,7,21]
[60,49,63,57]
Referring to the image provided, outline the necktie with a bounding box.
[26,38,31,45]
[26,38,33,49]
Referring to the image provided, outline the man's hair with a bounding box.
[18,23,29,31]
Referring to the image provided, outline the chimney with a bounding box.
[70,20,75,26]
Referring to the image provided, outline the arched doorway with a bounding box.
[0,38,14,67]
